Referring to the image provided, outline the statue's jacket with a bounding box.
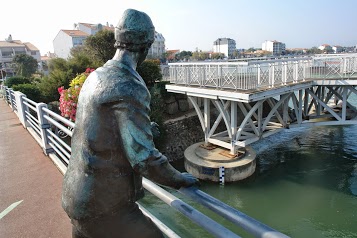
[62,59,164,220]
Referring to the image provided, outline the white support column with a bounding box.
[298,89,303,125]
[36,103,53,155]
[14,92,29,128]
[282,94,289,127]
[204,98,210,146]
[342,86,347,121]
[230,101,237,155]
[257,102,263,137]
[304,89,309,116]
[317,86,322,116]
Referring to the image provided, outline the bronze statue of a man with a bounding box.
[62,9,198,238]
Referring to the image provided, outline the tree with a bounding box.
[68,47,100,74]
[83,30,116,64]
[211,52,224,59]
[306,47,322,54]
[13,54,38,77]
[4,76,31,88]
[12,83,42,102]
[137,59,162,86]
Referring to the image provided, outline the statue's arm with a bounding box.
[111,90,198,189]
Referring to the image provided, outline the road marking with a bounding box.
[0,200,23,219]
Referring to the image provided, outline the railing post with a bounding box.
[8,88,15,110]
[14,91,30,128]
[270,63,275,88]
[36,103,54,155]
[218,65,222,89]
[4,86,9,104]
[295,62,299,82]
[283,62,287,85]
[257,65,261,88]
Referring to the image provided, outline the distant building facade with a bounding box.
[318,44,333,53]
[148,32,165,58]
[332,45,343,53]
[262,40,286,55]
[54,23,165,60]
[213,38,236,58]
[0,35,41,79]
[53,30,89,59]
[53,22,115,59]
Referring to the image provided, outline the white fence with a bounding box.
[0,85,288,238]
[168,54,357,90]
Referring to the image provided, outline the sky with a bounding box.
[1,0,357,55]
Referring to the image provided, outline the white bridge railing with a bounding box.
[0,85,289,238]
[167,54,357,90]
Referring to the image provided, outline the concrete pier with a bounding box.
[184,143,256,182]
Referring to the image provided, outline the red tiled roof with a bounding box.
[62,30,89,37]
[78,23,114,31]
[23,42,39,51]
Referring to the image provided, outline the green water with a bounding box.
[140,125,357,237]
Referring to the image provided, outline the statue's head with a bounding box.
[114,9,155,53]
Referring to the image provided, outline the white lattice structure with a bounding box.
[166,54,357,155]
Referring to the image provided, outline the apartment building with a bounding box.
[0,35,40,79]
[262,40,286,55]
[148,32,165,58]
[54,22,166,59]
[318,44,333,53]
[53,23,114,59]
[213,38,236,58]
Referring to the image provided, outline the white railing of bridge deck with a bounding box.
[0,85,289,238]
[168,54,357,90]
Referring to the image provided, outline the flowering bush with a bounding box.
[58,68,94,121]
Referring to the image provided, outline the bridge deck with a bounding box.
[0,100,71,237]
[167,79,357,103]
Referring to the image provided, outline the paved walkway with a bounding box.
[0,99,71,237]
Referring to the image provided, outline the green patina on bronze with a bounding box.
[62,9,198,238]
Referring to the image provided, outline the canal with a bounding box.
[140,123,357,237]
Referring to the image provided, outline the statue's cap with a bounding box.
[115,9,155,51]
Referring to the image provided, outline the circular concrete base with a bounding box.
[184,142,256,182]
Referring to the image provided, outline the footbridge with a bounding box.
[165,54,357,181]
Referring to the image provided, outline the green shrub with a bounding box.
[37,70,73,103]
[12,83,42,102]
[137,59,162,86]
[4,76,31,88]
[149,84,167,149]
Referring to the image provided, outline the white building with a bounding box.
[213,38,236,58]
[262,40,286,55]
[53,22,115,59]
[53,30,89,59]
[75,22,114,36]
[332,45,343,54]
[0,35,41,79]
[148,32,165,58]
[318,44,333,53]
[54,22,166,60]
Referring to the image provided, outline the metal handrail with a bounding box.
[180,187,289,238]
[1,90,290,238]
[168,54,357,90]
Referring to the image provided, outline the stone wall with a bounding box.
[161,114,204,161]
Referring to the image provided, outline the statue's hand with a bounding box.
[178,172,200,187]
[151,122,160,138]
